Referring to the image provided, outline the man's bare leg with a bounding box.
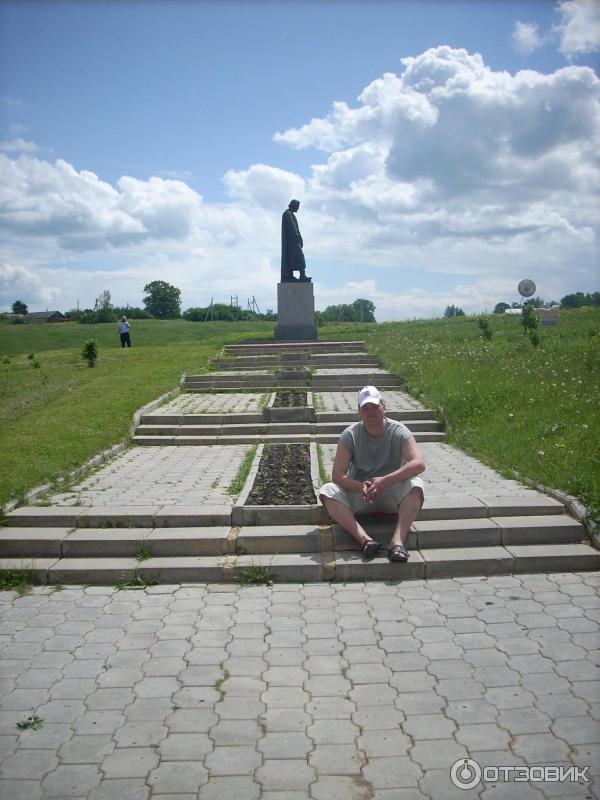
[320,496,373,547]
[389,487,423,549]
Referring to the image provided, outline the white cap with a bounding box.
[357,385,382,408]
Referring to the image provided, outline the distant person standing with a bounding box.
[118,316,131,347]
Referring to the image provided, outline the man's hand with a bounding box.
[363,476,387,502]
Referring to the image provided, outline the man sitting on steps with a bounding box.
[319,386,425,562]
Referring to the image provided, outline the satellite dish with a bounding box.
[518,279,536,298]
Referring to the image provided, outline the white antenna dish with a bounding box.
[518,279,536,298]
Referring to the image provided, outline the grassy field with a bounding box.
[0,319,274,509]
[321,308,600,524]
[1,310,598,526]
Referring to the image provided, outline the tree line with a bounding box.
[8,284,378,324]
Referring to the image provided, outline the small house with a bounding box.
[27,311,68,323]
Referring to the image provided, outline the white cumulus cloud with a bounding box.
[1,46,598,320]
[556,0,600,57]
[513,21,544,55]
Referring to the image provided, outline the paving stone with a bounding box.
[309,743,366,774]
[511,732,573,762]
[401,713,457,740]
[395,691,446,715]
[551,716,600,744]
[0,779,43,800]
[113,720,167,747]
[204,745,261,775]
[409,738,467,770]
[198,776,260,800]
[358,728,412,757]
[454,722,511,750]
[58,734,114,763]
[497,707,553,734]
[147,761,208,793]
[87,779,149,800]
[210,720,263,746]
[362,756,422,789]
[310,775,376,800]
[258,732,312,758]
[260,708,312,732]
[101,747,159,777]
[445,699,499,724]
[0,749,58,778]
[41,764,102,797]
[255,759,316,791]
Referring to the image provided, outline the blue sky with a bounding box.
[1,0,599,319]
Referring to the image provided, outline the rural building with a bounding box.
[27,311,68,322]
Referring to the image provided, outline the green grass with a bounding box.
[2,311,598,527]
[320,309,600,524]
[227,444,258,497]
[0,319,273,510]
[0,567,37,596]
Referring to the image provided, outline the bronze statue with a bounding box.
[281,199,311,282]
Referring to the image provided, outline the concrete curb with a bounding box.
[511,469,599,550]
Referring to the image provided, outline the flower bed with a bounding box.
[246,443,316,505]
[272,390,307,408]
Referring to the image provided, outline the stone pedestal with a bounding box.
[274,282,317,341]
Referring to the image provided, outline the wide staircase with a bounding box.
[1,340,598,584]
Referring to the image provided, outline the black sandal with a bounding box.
[362,540,381,560]
[388,545,409,562]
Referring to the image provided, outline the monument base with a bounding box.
[274,282,317,341]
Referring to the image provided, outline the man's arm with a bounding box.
[331,442,366,495]
[363,436,425,502]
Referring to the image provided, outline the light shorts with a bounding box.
[319,476,425,516]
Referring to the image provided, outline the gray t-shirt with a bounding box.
[339,419,413,482]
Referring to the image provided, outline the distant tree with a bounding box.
[94,289,116,323]
[561,291,600,309]
[319,299,376,323]
[524,296,545,308]
[11,300,28,315]
[143,281,181,319]
[352,298,376,322]
[444,305,465,318]
[493,302,510,314]
[113,306,153,319]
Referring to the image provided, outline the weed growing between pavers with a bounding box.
[134,543,152,562]
[246,443,316,505]
[16,715,44,731]
[0,567,36,596]
[235,562,275,586]
[272,390,307,407]
[114,570,158,590]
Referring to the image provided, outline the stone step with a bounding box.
[140,410,435,425]
[2,494,569,532]
[132,431,446,445]
[224,341,365,354]
[1,515,583,562]
[134,419,442,437]
[211,357,379,370]
[2,542,598,585]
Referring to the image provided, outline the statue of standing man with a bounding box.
[281,199,311,283]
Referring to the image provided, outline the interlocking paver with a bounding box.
[1,576,599,798]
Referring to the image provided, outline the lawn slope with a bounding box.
[0,319,273,508]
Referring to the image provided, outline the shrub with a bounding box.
[81,339,99,368]
[477,317,493,340]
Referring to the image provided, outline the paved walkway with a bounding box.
[0,573,598,799]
